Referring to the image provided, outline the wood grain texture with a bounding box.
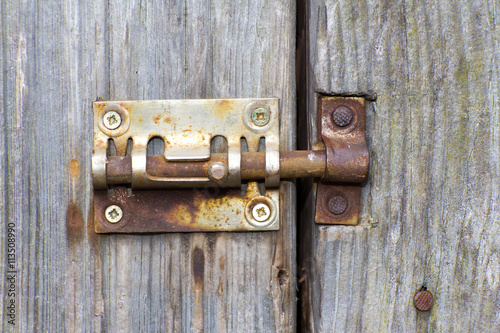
[300,0,500,332]
[1,1,296,332]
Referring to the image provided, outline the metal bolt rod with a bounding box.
[105,150,327,185]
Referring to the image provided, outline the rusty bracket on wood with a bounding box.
[314,96,369,225]
[91,96,369,233]
[92,98,280,233]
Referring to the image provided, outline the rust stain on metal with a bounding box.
[213,99,236,119]
[316,184,360,225]
[320,97,369,183]
[105,150,326,185]
[327,195,348,215]
[332,106,353,127]
[93,101,107,114]
[414,288,434,311]
[106,156,133,184]
[94,186,267,233]
[153,113,161,124]
[119,102,134,111]
[216,99,235,108]
[246,196,271,212]
[315,96,369,225]
[93,98,280,233]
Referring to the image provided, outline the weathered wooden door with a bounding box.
[2,0,499,332]
[298,0,500,332]
[2,1,296,332]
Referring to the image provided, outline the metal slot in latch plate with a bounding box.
[92,98,280,233]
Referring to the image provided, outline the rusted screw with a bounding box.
[332,106,353,127]
[251,108,270,127]
[328,195,348,215]
[414,289,433,311]
[103,111,122,130]
[252,203,271,222]
[105,205,123,223]
[207,162,228,182]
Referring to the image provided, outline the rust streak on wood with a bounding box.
[192,247,205,331]
[66,201,84,244]
[68,159,80,179]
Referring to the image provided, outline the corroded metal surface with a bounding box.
[331,106,353,127]
[315,96,369,225]
[93,98,280,189]
[414,289,434,311]
[105,150,327,184]
[95,183,279,233]
[327,195,348,215]
[315,184,361,225]
[93,97,368,230]
[93,98,280,233]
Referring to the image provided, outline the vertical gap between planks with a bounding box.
[296,0,311,331]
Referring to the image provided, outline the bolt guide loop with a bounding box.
[314,96,369,225]
[92,96,369,233]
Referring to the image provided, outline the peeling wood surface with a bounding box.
[0,1,296,332]
[300,0,500,331]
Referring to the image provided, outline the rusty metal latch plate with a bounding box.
[92,98,280,233]
[314,96,369,225]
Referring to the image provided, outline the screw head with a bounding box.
[207,162,228,182]
[414,290,433,311]
[251,108,270,127]
[252,203,271,222]
[103,111,122,130]
[328,195,348,215]
[332,106,353,127]
[105,205,123,223]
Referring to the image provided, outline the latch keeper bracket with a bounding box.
[314,96,369,225]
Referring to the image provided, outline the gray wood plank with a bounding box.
[105,1,296,331]
[301,0,500,332]
[1,1,108,332]
[1,0,296,332]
